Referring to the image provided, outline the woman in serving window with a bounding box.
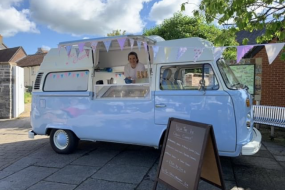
[124,51,145,83]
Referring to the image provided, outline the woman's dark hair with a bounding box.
[128,52,139,63]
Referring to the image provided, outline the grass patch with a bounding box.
[24,92,32,104]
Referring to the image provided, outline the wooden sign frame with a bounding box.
[153,117,225,190]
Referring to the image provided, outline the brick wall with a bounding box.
[253,47,285,107]
[0,62,14,119]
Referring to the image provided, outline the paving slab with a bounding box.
[75,179,136,190]
[71,148,120,167]
[108,150,159,167]
[92,164,149,184]
[0,166,57,190]
[45,165,98,185]
[27,181,76,190]
[232,156,283,170]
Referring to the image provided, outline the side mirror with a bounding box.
[199,79,206,95]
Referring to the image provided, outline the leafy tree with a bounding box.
[143,12,238,59]
[107,29,126,36]
[182,0,285,59]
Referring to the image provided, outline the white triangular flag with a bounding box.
[213,47,226,61]
[193,48,204,62]
[103,40,111,52]
[152,46,159,59]
[164,47,171,61]
[75,48,80,58]
[265,43,285,64]
[137,41,141,51]
[129,39,134,50]
[91,41,98,52]
[143,42,148,52]
[176,47,187,60]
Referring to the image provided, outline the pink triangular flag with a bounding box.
[65,46,72,56]
[91,41,98,52]
[237,45,254,63]
[129,39,134,50]
[143,42,148,52]
[137,41,141,51]
[85,49,90,58]
[103,40,111,52]
[117,38,126,50]
[152,46,159,59]
[193,48,204,62]
[265,43,285,64]
[176,47,187,60]
[78,42,85,53]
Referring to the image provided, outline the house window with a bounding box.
[160,64,219,90]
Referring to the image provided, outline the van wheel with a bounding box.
[50,129,78,154]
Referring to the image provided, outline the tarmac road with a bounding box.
[0,117,285,190]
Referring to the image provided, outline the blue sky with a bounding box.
[0,0,200,54]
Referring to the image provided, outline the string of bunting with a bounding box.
[58,38,285,65]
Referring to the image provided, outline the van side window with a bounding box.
[160,64,219,90]
[44,71,89,92]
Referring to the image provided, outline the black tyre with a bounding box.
[50,129,79,154]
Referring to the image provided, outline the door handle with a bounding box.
[155,104,166,108]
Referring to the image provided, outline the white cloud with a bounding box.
[29,0,151,36]
[0,1,39,37]
[83,37,90,39]
[41,45,51,51]
[149,0,201,25]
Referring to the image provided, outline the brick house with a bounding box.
[17,48,48,87]
[236,30,285,107]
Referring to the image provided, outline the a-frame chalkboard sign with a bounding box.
[153,118,225,190]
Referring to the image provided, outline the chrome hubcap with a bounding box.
[53,130,69,150]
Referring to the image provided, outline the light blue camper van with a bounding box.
[29,35,261,157]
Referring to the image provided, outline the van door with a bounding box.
[154,63,236,152]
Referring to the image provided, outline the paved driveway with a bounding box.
[0,118,285,190]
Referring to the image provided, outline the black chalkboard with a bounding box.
[153,118,225,190]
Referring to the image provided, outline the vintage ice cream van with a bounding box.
[29,35,261,156]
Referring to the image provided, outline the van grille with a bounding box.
[34,72,43,90]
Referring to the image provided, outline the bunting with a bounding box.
[176,47,187,60]
[75,48,80,58]
[237,45,254,63]
[137,41,141,51]
[129,38,134,50]
[213,47,226,61]
[164,47,171,61]
[143,42,148,52]
[152,46,159,59]
[65,46,72,56]
[91,41,98,52]
[117,38,126,50]
[78,42,85,53]
[103,40,111,52]
[193,48,204,62]
[265,43,285,64]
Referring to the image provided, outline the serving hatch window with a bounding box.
[44,71,89,92]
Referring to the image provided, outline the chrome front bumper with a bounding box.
[242,127,262,155]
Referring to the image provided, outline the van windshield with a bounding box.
[217,59,242,89]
